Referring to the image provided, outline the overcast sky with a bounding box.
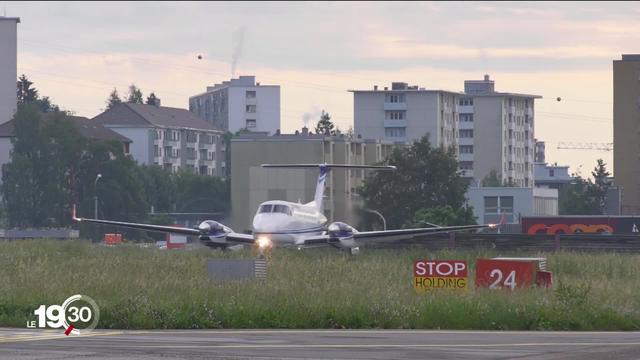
[6,1,639,175]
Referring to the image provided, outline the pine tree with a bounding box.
[314,110,336,135]
[106,88,122,110]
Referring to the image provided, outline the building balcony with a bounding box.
[527,108,534,117]
[459,169,474,178]
[383,119,407,128]
[459,105,474,114]
[198,141,215,149]
[383,102,407,111]
[459,121,473,130]
[509,106,516,114]
[458,153,473,162]
[458,137,474,146]
[245,97,257,106]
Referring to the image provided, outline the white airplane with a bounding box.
[73,164,502,255]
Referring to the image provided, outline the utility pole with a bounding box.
[94,174,102,219]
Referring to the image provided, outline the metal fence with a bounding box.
[403,232,640,253]
[0,229,79,239]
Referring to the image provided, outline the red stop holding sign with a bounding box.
[475,259,535,290]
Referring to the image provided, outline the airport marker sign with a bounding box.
[413,260,468,292]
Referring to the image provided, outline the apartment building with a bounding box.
[614,54,640,214]
[459,75,541,187]
[0,16,19,125]
[229,129,399,231]
[189,75,280,134]
[350,82,460,150]
[93,103,225,176]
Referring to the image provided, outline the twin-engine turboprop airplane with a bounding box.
[73,164,503,255]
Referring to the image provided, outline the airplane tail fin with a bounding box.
[261,164,396,212]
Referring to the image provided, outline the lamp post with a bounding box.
[363,208,386,231]
[94,173,102,219]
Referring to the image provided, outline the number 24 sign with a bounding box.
[475,259,535,290]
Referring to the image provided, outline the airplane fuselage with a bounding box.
[251,200,327,247]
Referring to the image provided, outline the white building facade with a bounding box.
[466,187,558,226]
[459,75,541,187]
[94,103,225,177]
[350,82,460,150]
[0,17,19,125]
[189,76,280,134]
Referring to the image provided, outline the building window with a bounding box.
[459,145,473,154]
[384,127,406,138]
[154,145,160,157]
[549,169,555,177]
[386,94,404,103]
[386,111,405,120]
[459,98,474,106]
[246,90,256,98]
[460,114,473,122]
[459,129,473,138]
[484,196,514,223]
[246,105,256,113]
[459,161,473,170]
[246,119,256,128]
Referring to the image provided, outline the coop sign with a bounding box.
[413,260,468,292]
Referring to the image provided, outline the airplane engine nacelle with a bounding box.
[197,221,231,246]
[327,221,357,249]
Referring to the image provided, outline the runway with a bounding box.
[1,328,640,359]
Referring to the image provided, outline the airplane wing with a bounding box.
[298,216,504,247]
[72,206,255,245]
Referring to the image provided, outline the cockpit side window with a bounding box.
[273,205,291,215]
[259,204,273,214]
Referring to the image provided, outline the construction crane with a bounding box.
[556,142,613,151]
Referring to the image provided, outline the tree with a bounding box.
[16,74,38,104]
[559,175,598,215]
[406,205,476,228]
[315,110,336,135]
[590,159,611,214]
[559,159,611,215]
[106,88,122,110]
[481,169,502,187]
[173,170,229,213]
[146,92,159,106]
[358,136,472,229]
[1,104,85,227]
[16,75,59,112]
[127,84,144,104]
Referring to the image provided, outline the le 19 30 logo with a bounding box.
[27,294,100,336]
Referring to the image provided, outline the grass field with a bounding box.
[1,239,639,330]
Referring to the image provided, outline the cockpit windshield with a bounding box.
[258,204,291,216]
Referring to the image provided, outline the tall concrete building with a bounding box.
[614,55,640,214]
[230,130,398,232]
[350,82,460,150]
[189,76,280,134]
[94,103,225,177]
[459,75,541,187]
[0,16,19,124]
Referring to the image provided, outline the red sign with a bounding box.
[413,260,468,292]
[414,260,468,277]
[475,259,535,290]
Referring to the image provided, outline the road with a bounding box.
[1,328,639,359]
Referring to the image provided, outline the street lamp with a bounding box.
[94,173,102,219]
[363,208,386,231]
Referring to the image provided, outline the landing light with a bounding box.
[257,236,272,249]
